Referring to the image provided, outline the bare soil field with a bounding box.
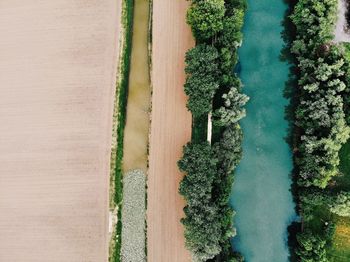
[147,0,194,261]
[0,1,120,261]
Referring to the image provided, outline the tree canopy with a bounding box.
[184,44,220,117]
[187,0,225,41]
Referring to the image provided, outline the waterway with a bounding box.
[230,1,297,261]
[123,0,150,173]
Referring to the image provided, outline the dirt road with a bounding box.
[147,0,194,261]
[0,1,120,261]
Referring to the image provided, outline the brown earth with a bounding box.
[147,0,194,261]
[0,1,120,261]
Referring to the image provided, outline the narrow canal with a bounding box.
[230,1,296,261]
[123,0,150,173]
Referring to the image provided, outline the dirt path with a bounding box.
[147,0,194,261]
[335,0,350,42]
[0,1,120,261]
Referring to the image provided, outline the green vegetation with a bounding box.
[187,0,225,41]
[330,192,350,217]
[296,230,328,262]
[291,0,350,188]
[184,44,220,117]
[339,140,350,186]
[179,0,247,261]
[289,0,350,260]
[179,142,223,261]
[109,0,134,261]
[327,143,350,261]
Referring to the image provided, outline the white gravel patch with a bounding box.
[121,169,146,262]
[334,0,350,42]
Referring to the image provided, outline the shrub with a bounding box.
[296,231,328,262]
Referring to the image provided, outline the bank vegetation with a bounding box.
[178,0,248,261]
[290,0,350,260]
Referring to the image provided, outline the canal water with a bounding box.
[230,1,296,261]
[123,0,150,173]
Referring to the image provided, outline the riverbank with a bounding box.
[109,0,134,260]
[230,0,296,260]
[288,0,350,261]
[110,0,151,260]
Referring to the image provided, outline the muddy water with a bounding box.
[123,0,150,172]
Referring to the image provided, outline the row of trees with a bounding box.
[291,0,350,188]
[179,0,248,261]
[290,0,350,261]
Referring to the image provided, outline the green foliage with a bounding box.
[299,189,327,223]
[178,142,223,261]
[217,9,244,48]
[296,231,328,262]
[330,192,350,217]
[179,1,247,260]
[290,0,350,260]
[187,0,225,41]
[184,44,220,117]
[291,0,350,188]
[214,124,242,178]
[110,0,134,261]
[185,75,219,117]
[290,0,337,45]
[213,87,249,127]
[179,142,218,204]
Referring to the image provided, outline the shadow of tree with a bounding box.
[280,1,302,260]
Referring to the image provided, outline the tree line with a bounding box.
[290,0,350,261]
[178,0,248,261]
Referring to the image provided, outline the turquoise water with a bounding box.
[230,1,296,261]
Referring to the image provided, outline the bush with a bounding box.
[296,230,328,262]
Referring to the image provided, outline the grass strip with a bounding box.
[109,0,134,261]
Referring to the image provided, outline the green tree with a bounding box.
[187,0,225,40]
[213,87,249,127]
[296,231,328,262]
[178,142,223,261]
[184,44,220,117]
[329,191,350,217]
[185,74,219,117]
